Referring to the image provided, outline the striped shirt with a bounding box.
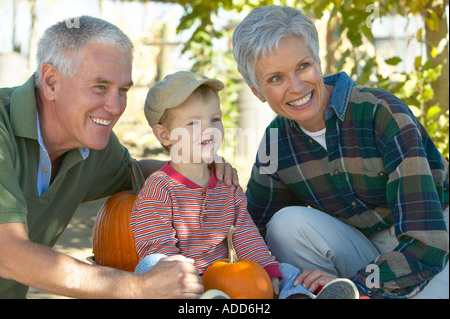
[130,163,281,278]
[246,72,449,298]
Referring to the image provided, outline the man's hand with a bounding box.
[136,255,204,299]
[212,157,239,187]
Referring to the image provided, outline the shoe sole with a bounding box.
[314,278,359,299]
[200,289,231,299]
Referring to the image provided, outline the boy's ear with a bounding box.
[152,124,171,147]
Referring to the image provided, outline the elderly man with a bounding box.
[0,16,237,299]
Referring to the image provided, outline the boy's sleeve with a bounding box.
[130,173,180,258]
[232,186,282,279]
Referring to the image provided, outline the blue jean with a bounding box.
[266,206,449,299]
[134,254,311,299]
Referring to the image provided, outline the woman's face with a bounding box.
[252,35,330,132]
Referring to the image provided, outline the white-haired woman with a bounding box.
[233,5,448,299]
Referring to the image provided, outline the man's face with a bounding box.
[51,42,133,151]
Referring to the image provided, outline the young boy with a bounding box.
[130,71,360,299]
[130,71,281,295]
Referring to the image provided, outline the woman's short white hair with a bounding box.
[232,5,319,90]
[34,15,134,89]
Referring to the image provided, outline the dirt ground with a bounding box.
[26,199,107,299]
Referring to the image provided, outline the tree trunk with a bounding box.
[424,0,449,113]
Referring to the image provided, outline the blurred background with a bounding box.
[0,0,448,298]
[1,0,448,165]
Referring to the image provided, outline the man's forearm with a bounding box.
[1,220,204,299]
[0,223,138,298]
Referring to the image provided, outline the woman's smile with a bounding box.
[286,91,313,110]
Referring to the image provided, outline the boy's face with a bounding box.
[161,91,224,164]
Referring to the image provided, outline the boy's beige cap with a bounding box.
[144,71,224,127]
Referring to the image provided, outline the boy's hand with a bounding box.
[293,269,337,294]
[271,277,280,298]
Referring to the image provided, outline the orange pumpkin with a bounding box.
[202,225,274,299]
[91,159,143,272]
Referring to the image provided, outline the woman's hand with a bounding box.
[293,269,337,294]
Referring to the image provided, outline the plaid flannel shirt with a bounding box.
[246,72,449,299]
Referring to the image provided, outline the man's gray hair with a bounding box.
[232,5,319,90]
[34,15,134,89]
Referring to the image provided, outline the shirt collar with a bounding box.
[11,76,39,140]
[78,147,90,160]
[323,72,356,121]
[36,112,90,160]
[161,162,218,189]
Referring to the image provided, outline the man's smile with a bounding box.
[90,117,112,126]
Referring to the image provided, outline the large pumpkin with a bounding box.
[91,159,143,272]
[202,225,274,299]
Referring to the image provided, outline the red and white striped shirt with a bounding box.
[130,162,281,278]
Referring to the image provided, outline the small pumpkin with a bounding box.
[202,225,274,299]
[91,159,144,272]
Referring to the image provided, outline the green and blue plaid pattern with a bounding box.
[246,72,449,298]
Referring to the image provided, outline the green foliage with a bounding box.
[132,0,449,159]
[302,0,448,158]
[172,1,243,133]
[392,57,449,158]
[171,0,299,129]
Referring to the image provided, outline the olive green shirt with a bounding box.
[0,77,132,298]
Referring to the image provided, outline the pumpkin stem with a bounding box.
[129,159,145,195]
[226,225,239,263]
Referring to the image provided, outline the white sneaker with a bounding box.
[199,289,230,299]
[312,278,359,299]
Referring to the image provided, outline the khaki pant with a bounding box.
[266,206,449,299]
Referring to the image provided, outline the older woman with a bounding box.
[232,5,449,299]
